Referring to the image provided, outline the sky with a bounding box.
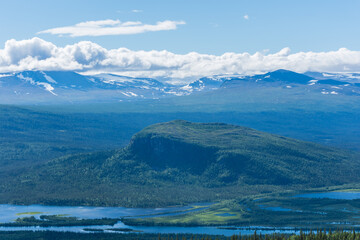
[1,0,360,81]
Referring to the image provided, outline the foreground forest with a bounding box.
[1,230,360,240]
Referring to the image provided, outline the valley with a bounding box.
[0,70,360,236]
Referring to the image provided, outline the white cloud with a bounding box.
[132,9,143,13]
[2,38,360,83]
[38,19,186,37]
[2,38,56,64]
[244,15,249,20]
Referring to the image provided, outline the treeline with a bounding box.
[1,230,360,240]
[0,215,119,227]
[0,231,225,240]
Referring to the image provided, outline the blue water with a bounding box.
[0,204,304,236]
[258,204,295,212]
[0,224,305,236]
[0,204,196,223]
[264,207,292,212]
[294,192,360,200]
[215,213,236,217]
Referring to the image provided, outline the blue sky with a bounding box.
[1,0,360,54]
[1,0,360,80]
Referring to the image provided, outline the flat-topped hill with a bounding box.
[1,120,359,207]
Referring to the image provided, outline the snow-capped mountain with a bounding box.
[179,69,360,96]
[0,71,189,103]
[179,74,259,93]
[91,73,178,98]
[0,69,359,104]
[0,71,99,95]
[94,73,165,89]
[180,76,224,92]
[305,71,360,84]
[220,69,360,96]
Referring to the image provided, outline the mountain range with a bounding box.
[0,69,359,104]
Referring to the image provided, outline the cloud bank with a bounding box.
[38,19,185,37]
[1,37,360,83]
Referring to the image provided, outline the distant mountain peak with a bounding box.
[0,69,359,104]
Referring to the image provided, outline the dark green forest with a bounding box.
[0,215,119,227]
[1,230,360,240]
[1,120,359,207]
[1,104,359,182]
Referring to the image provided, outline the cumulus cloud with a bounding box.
[2,38,56,64]
[38,19,186,37]
[1,38,360,83]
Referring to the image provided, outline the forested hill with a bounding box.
[127,120,359,185]
[1,120,359,207]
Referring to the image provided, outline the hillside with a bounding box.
[1,120,359,207]
[128,120,359,186]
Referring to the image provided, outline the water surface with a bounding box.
[294,192,360,200]
[0,204,303,236]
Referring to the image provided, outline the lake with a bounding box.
[0,204,302,236]
[0,203,205,223]
[3,193,360,236]
[294,191,360,200]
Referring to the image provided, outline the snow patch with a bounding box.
[180,85,193,91]
[37,82,57,95]
[343,73,360,80]
[120,91,138,97]
[322,73,335,77]
[165,91,188,96]
[321,90,338,95]
[0,73,13,78]
[42,72,57,84]
[97,74,135,83]
[18,73,57,96]
[17,73,36,85]
[308,80,318,85]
